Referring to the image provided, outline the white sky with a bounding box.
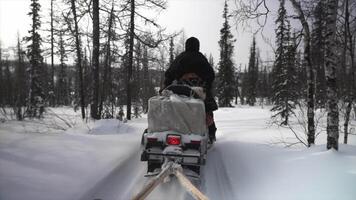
[0,0,281,67]
[158,0,280,68]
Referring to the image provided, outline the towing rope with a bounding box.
[132,162,208,200]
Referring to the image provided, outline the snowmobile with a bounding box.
[140,83,209,177]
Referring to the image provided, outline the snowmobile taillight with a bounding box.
[190,140,201,145]
[166,135,181,145]
[147,137,158,143]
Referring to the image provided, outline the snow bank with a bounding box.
[0,114,146,200]
[208,141,356,200]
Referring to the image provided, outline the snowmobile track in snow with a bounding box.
[204,146,235,200]
[79,149,146,200]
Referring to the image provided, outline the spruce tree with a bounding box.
[246,37,258,106]
[311,1,327,108]
[259,65,271,103]
[57,31,69,106]
[26,0,45,118]
[15,34,27,120]
[271,0,298,125]
[217,1,235,107]
[240,66,248,105]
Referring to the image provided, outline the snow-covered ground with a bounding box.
[0,106,355,200]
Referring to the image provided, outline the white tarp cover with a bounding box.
[148,94,207,135]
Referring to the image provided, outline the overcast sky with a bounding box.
[0,0,280,67]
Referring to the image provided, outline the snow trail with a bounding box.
[79,149,145,200]
[204,146,235,200]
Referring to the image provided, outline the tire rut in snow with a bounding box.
[203,146,235,200]
[79,149,146,200]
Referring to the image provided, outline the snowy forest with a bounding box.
[0,0,356,200]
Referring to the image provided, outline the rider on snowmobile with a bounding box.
[162,37,218,143]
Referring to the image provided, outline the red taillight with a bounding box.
[166,135,181,145]
[147,137,158,143]
[191,140,201,145]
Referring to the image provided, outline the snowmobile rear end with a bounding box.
[140,84,209,176]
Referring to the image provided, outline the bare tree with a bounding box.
[289,0,316,146]
[50,0,55,106]
[91,0,100,120]
[69,0,86,119]
[126,0,135,120]
[342,0,356,144]
[325,0,340,150]
[121,0,168,120]
[100,3,115,119]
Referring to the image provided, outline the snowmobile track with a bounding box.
[79,149,146,200]
[204,147,235,200]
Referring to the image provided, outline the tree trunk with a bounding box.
[0,43,3,106]
[91,0,100,119]
[344,101,352,144]
[99,4,114,118]
[289,0,315,147]
[15,35,26,120]
[142,45,149,113]
[70,0,85,119]
[50,0,55,107]
[127,0,135,120]
[343,0,355,144]
[325,0,339,150]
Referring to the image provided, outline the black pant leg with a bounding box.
[208,122,217,141]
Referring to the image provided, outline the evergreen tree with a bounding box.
[240,66,248,105]
[285,29,299,102]
[4,60,13,106]
[271,1,298,125]
[258,65,271,103]
[217,1,235,107]
[25,0,45,118]
[15,34,27,120]
[311,1,327,108]
[246,37,258,106]
[233,67,241,105]
[56,31,69,106]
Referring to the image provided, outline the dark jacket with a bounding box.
[163,39,218,112]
